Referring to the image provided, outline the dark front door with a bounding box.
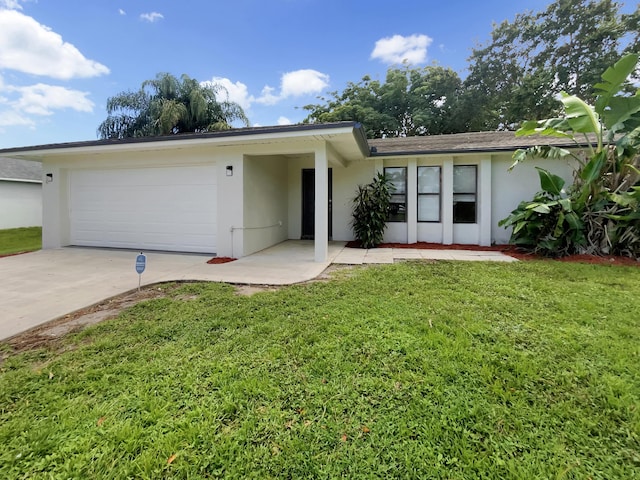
[301,168,332,240]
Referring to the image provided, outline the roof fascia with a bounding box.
[0,123,369,159]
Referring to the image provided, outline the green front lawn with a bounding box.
[1,261,639,478]
[0,226,42,256]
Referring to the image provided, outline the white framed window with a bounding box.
[453,165,477,223]
[417,166,440,222]
[384,167,407,222]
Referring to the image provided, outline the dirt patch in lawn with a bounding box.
[1,286,173,359]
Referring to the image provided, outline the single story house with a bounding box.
[0,157,42,229]
[0,122,574,262]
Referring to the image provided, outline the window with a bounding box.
[453,165,477,223]
[384,167,406,222]
[417,166,440,222]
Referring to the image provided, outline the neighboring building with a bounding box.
[0,122,574,261]
[0,157,42,229]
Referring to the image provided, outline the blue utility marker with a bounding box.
[136,253,146,274]
[135,253,146,291]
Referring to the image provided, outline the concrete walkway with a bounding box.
[334,246,517,264]
[0,241,516,340]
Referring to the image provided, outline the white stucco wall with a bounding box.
[491,154,574,245]
[242,155,289,256]
[0,180,42,229]
[331,161,374,241]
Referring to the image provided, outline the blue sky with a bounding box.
[0,0,560,149]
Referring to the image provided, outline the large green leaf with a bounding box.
[594,53,639,114]
[601,95,640,133]
[536,167,565,196]
[515,118,574,138]
[579,149,607,185]
[559,93,601,140]
[509,145,571,170]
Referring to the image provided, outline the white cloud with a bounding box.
[7,83,94,115]
[118,8,126,16]
[0,109,34,127]
[204,77,255,109]
[140,12,163,23]
[0,74,94,127]
[281,69,329,97]
[277,116,292,125]
[256,85,280,106]
[0,9,110,79]
[0,0,24,10]
[256,69,329,105]
[371,34,432,65]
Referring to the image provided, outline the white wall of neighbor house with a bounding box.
[0,180,42,229]
[242,155,288,257]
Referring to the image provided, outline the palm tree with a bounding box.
[97,73,249,139]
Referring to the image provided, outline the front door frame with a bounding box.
[301,168,332,240]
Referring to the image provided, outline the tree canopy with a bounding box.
[303,65,464,138]
[462,0,640,131]
[303,0,639,138]
[97,73,249,139]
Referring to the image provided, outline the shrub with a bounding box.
[500,54,640,258]
[351,172,393,248]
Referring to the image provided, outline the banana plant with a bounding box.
[502,54,640,257]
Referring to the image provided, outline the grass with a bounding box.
[0,226,42,256]
[1,260,639,479]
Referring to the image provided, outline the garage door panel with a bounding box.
[70,166,217,253]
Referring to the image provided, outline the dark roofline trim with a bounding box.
[368,142,595,157]
[0,177,42,184]
[0,121,369,156]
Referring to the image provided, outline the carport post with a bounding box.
[314,144,329,263]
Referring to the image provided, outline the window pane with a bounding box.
[453,165,476,193]
[418,166,440,194]
[453,193,476,203]
[385,167,406,194]
[418,195,440,222]
[453,198,476,223]
[385,167,407,222]
[388,201,406,222]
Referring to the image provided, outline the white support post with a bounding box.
[479,157,492,246]
[407,158,417,244]
[442,157,454,245]
[314,144,329,263]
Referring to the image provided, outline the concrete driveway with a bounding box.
[0,242,346,340]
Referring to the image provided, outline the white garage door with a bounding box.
[69,166,217,253]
